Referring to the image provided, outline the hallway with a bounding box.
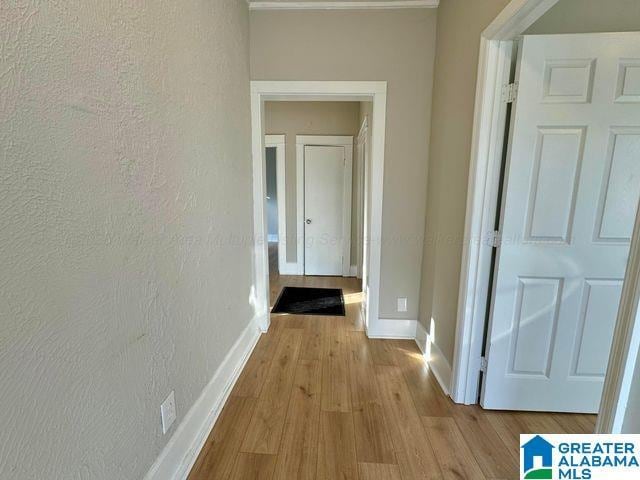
[188,257,595,479]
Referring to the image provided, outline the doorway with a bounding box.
[451,0,640,433]
[250,81,387,334]
[265,135,287,276]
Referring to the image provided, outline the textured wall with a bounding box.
[264,101,361,265]
[251,10,437,320]
[0,1,253,478]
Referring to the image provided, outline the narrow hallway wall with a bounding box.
[0,1,253,478]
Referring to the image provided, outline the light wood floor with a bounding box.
[189,243,595,480]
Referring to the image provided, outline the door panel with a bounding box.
[570,279,622,378]
[482,33,640,413]
[525,127,584,242]
[304,145,345,276]
[596,128,640,241]
[509,277,562,377]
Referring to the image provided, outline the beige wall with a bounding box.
[418,0,511,364]
[526,0,640,34]
[0,1,253,478]
[251,10,437,320]
[265,101,361,266]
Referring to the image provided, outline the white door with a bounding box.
[483,33,640,413]
[304,145,347,276]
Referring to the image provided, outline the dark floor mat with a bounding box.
[271,287,345,316]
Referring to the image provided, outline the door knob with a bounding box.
[306,219,312,224]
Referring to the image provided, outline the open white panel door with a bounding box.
[482,33,640,413]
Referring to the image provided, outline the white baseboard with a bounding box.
[415,319,428,353]
[414,321,452,396]
[367,318,417,339]
[144,316,263,480]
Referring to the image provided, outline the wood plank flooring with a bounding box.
[189,243,595,480]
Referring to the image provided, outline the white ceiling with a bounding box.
[248,0,439,10]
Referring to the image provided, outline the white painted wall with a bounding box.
[0,1,253,478]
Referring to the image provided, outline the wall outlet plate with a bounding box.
[397,297,408,312]
[160,391,176,434]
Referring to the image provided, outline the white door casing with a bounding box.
[482,33,640,413]
[264,135,288,274]
[250,82,386,340]
[356,116,368,280]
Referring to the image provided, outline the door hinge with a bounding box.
[502,82,518,103]
[488,230,501,248]
[480,357,488,373]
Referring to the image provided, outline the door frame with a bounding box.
[264,135,288,274]
[451,0,640,433]
[250,80,387,336]
[296,135,353,277]
[355,116,369,279]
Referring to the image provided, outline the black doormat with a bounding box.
[271,287,345,316]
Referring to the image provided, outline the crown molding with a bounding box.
[249,0,439,10]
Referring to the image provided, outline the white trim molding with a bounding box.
[296,135,353,277]
[264,135,287,275]
[367,318,417,339]
[248,0,439,10]
[143,317,263,480]
[251,81,387,337]
[415,322,452,396]
[355,116,368,280]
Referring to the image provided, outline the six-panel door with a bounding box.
[482,33,640,413]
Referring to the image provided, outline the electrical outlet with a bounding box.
[397,297,408,312]
[160,391,176,434]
